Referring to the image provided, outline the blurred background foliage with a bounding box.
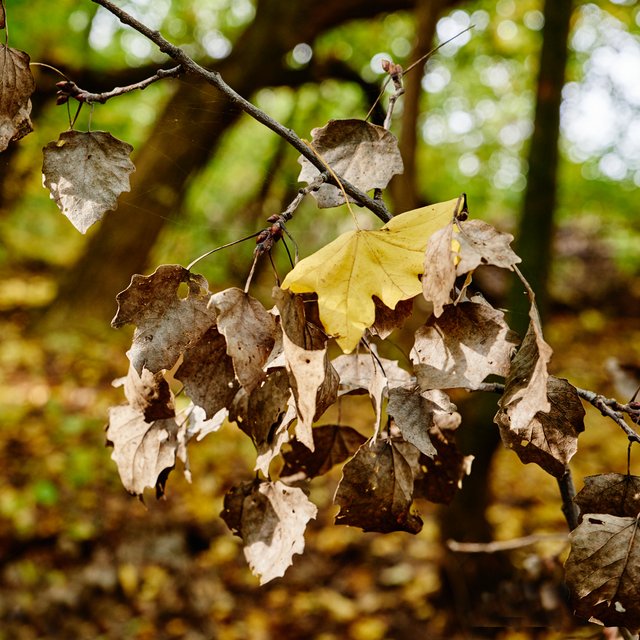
[1,0,640,638]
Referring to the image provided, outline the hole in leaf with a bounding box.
[177,282,190,300]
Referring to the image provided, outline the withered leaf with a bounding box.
[495,285,553,436]
[414,445,473,505]
[107,404,182,498]
[254,396,296,476]
[334,438,423,534]
[0,2,5,30]
[387,387,461,457]
[411,301,519,390]
[496,376,584,478]
[0,45,35,151]
[186,405,227,442]
[112,265,214,374]
[281,330,338,451]
[229,368,291,448]
[281,425,367,479]
[565,513,640,633]
[369,297,413,339]
[298,119,403,208]
[272,287,325,350]
[42,130,135,232]
[175,325,238,420]
[455,219,521,274]
[221,480,317,584]
[422,221,456,317]
[122,365,174,422]
[210,288,276,394]
[574,473,640,521]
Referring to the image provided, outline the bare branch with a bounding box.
[90,0,392,223]
[447,532,567,554]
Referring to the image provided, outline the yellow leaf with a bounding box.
[281,198,461,352]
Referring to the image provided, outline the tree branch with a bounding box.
[90,0,392,223]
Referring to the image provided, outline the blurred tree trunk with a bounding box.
[438,0,574,630]
[43,0,428,327]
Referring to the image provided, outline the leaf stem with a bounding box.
[186,232,262,271]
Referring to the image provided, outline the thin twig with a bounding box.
[54,65,183,105]
[91,0,392,223]
[447,532,567,554]
[557,469,579,530]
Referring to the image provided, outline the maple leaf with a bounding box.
[298,118,403,208]
[411,301,519,390]
[281,198,461,353]
[106,404,182,498]
[112,265,215,374]
[221,480,317,584]
[496,376,585,478]
[565,513,640,632]
[42,131,135,232]
[574,473,640,522]
[0,45,35,151]
[334,437,423,534]
[210,288,276,393]
[281,424,367,479]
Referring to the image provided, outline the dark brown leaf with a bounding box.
[298,119,403,208]
[387,387,462,457]
[455,219,521,274]
[411,301,519,390]
[422,221,456,317]
[369,297,413,339]
[574,473,640,521]
[0,45,35,151]
[565,514,640,632]
[0,2,5,30]
[106,404,182,498]
[272,287,325,350]
[121,365,175,422]
[42,130,135,232]
[175,325,238,420]
[210,288,276,394]
[281,425,367,479]
[334,438,423,534]
[496,376,585,478]
[112,265,214,374]
[220,480,317,584]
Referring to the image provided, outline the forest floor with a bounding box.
[1,265,639,640]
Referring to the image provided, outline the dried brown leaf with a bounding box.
[335,438,423,534]
[281,425,367,479]
[272,287,325,350]
[455,219,521,274]
[422,221,456,317]
[122,365,174,421]
[175,325,238,420]
[221,480,317,584]
[496,376,585,478]
[210,288,276,393]
[565,513,640,632]
[0,2,5,30]
[369,297,413,339]
[112,265,214,374]
[254,396,296,476]
[0,45,35,151]
[106,404,182,498]
[574,473,640,521]
[413,445,474,505]
[298,119,403,208]
[411,301,519,390]
[387,387,461,457]
[42,130,135,232]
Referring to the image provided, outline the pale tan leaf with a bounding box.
[334,438,423,534]
[298,119,403,207]
[175,325,238,419]
[455,219,521,274]
[112,265,214,374]
[254,395,296,476]
[0,46,35,151]
[565,514,640,632]
[210,287,276,393]
[221,480,317,584]
[387,387,461,457]
[106,404,181,498]
[496,376,585,478]
[186,405,227,442]
[574,473,640,521]
[42,130,135,233]
[411,301,519,390]
[422,221,456,317]
[123,365,174,422]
